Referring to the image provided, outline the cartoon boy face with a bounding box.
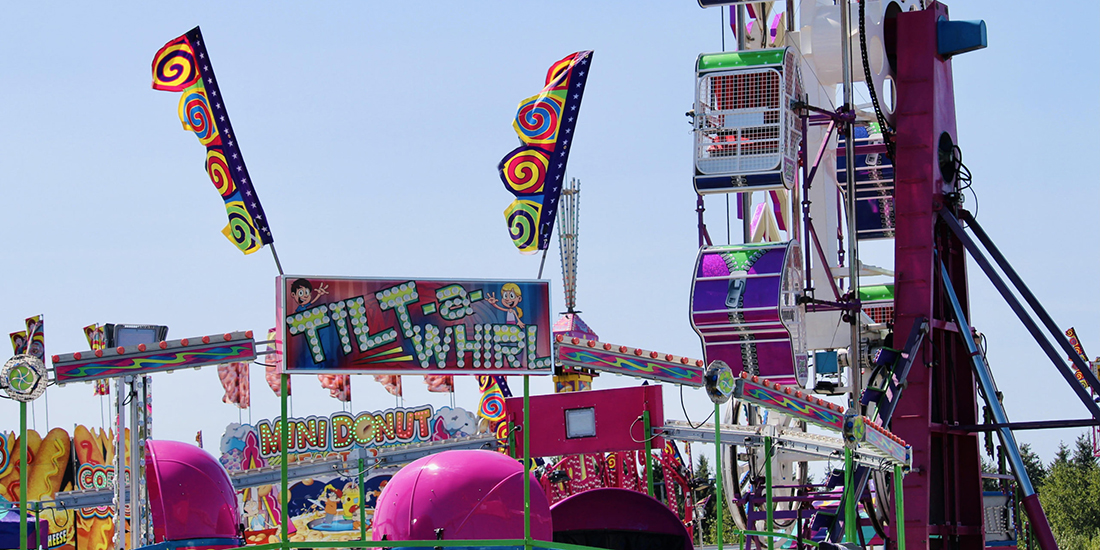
[294,286,312,306]
[501,290,519,308]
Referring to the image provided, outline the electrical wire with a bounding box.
[629,414,665,444]
[680,384,716,429]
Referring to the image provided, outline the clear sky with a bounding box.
[0,0,1096,467]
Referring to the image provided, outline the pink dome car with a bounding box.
[145,440,241,544]
[372,450,552,542]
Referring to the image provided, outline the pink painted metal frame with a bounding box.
[891,4,985,548]
[505,385,663,458]
[555,335,705,387]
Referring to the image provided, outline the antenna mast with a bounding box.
[559,178,581,313]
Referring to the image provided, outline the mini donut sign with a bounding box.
[278,276,553,375]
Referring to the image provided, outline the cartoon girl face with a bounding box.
[501,289,520,308]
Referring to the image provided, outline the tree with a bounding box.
[1040,435,1100,549]
[1020,443,1046,490]
[694,455,739,545]
[1072,433,1097,472]
[1053,442,1071,469]
[981,456,1002,492]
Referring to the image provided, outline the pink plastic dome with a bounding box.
[551,488,693,550]
[145,440,240,542]
[372,450,552,541]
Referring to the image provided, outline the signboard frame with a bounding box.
[278,275,553,376]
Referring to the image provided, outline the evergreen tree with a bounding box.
[1072,433,1097,471]
[1053,442,1071,468]
[981,456,1000,492]
[694,456,715,541]
[1020,443,1046,490]
[694,455,739,545]
[1040,434,1100,548]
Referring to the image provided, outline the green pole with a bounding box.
[844,448,857,544]
[523,376,531,550]
[893,464,906,550]
[359,455,368,545]
[643,410,655,498]
[713,401,723,550]
[280,374,289,550]
[19,401,28,550]
[765,436,774,550]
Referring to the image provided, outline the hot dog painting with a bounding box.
[1,426,133,550]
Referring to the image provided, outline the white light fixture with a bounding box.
[565,407,596,439]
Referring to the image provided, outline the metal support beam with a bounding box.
[19,402,27,550]
[940,209,1100,418]
[765,436,774,550]
[938,257,1057,550]
[714,401,725,550]
[961,210,1100,393]
[956,418,1100,432]
[825,319,926,544]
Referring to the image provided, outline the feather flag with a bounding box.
[83,323,110,396]
[263,327,290,396]
[423,374,454,393]
[374,374,403,397]
[152,26,273,255]
[476,375,507,423]
[10,316,44,358]
[24,316,44,362]
[318,374,351,402]
[219,362,251,408]
[9,331,26,354]
[499,51,593,253]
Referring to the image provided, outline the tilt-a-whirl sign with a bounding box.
[278,276,553,375]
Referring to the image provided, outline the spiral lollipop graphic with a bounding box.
[479,390,505,422]
[494,420,509,442]
[205,148,236,197]
[499,147,549,195]
[179,88,220,146]
[221,201,262,254]
[477,375,494,393]
[152,39,199,92]
[545,55,576,90]
[513,93,563,144]
[504,200,541,253]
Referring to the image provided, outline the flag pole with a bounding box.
[536,248,548,279]
[268,243,285,276]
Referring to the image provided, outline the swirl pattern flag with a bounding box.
[504,199,542,253]
[498,51,593,254]
[477,377,506,423]
[152,26,273,255]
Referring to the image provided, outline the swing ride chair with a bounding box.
[693,47,803,194]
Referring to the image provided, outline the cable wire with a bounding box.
[859,0,896,160]
[680,384,716,429]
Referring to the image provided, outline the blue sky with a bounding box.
[0,0,1096,466]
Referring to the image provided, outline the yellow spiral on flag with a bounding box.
[221,201,262,254]
[503,199,542,254]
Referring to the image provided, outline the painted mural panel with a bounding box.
[221,405,478,542]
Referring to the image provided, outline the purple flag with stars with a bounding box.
[498,51,593,254]
[152,26,273,254]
